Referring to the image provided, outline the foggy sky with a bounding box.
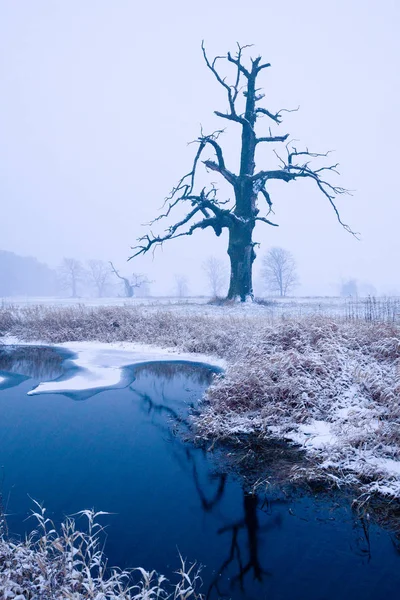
[1,0,399,296]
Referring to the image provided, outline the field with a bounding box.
[2,293,400,320]
[1,296,400,497]
[1,296,400,598]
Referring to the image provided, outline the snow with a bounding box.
[369,457,400,476]
[1,294,392,320]
[27,341,225,396]
[0,376,5,384]
[2,299,400,501]
[286,420,338,449]
[282,414,400,494]
[0,296,210,308]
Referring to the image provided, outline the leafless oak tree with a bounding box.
[202,256,228,298]
[174,274,189,298]
[130,43,353,302]
[109,262,149,297]
[58,258,85,298]
[262,247,298,297]
[87,260,110,297]
[340,278,358,297]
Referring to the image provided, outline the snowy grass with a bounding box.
[0,500,203,599]
[1,302,400,500]
[0,304,260,356]
[2,294,400,321]
[1,302,400,590]
[196,318,400,499]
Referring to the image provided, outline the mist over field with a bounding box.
[1,0,399,297]
[2,4,400,600]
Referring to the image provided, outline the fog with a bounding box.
[1,0,399,296]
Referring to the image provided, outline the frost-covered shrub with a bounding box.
[1,304,400,498]
[0,501,203,599]
[194,318,400,498]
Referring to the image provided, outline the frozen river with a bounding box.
[0,345,399,599]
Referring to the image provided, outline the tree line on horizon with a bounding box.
[0,248,380,300]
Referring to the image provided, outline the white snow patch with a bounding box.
[23,340,225,395]
[285,420,338,449]
[369,457,400,476]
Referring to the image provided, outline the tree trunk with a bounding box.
[226,69,258,302]
[124,279,134,297]
[226,153,257,301]
[227,222,255,301]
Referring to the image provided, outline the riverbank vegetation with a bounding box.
[0,500,202,599]
[0,301,399,501]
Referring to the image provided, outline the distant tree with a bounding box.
[340,278,358,297]
[130,43,352,302]
[87,260,110,297]
[58,258,85,298]
[262,247,298,297]
[202,256,228,298]
[109,262,150,298]
[134,278,152,298]
[358,281,377,297]
[174,275,189,298]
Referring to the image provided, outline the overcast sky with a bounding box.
[1,0,399,295]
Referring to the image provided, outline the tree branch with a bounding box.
[255,106,300,124]
[203,159,237,186]
[129,216,229,259]
[109,262,124,281]
[214,110,246,125]
[151,130,235,226]
[260,188,274,214]
[252,148,356,236]
[255,216,279,227]
[130,184,235,260]
[202,41,237,118]
[227,49,251,79]
[256,134,290,144]
[202,42,250,127]
[132,43,353,272]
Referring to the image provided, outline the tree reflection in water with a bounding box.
[0,351,384,599]
[130,367,285,600]
[0,345,73,389]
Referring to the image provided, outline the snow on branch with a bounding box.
[253,144,356,235]
[131,43,354,265]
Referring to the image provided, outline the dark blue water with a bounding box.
[0,346,400,600]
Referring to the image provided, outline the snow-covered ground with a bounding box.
[23,340,225,396]
[0,295,209,308]
[1,299,400,501]
[2,294,399,321]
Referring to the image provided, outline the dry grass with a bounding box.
[195,318,400,498]
[0,303,258,357]
[1,302,400,590]
[1,303,400,498]
[0,500,203,600]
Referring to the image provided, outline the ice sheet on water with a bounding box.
[26,341,224,395]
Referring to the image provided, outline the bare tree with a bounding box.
[130,43,352,302]
[358,281,377,297]
[174,274,189,298]
[202,256,228,298]
[109,262,149,298]
[58,258,85,298]
[340,278,358,297]
[134,278,152,298]
[262,247,298,297]
[87,260,110,297]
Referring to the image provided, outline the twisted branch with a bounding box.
[130,43,354,263]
